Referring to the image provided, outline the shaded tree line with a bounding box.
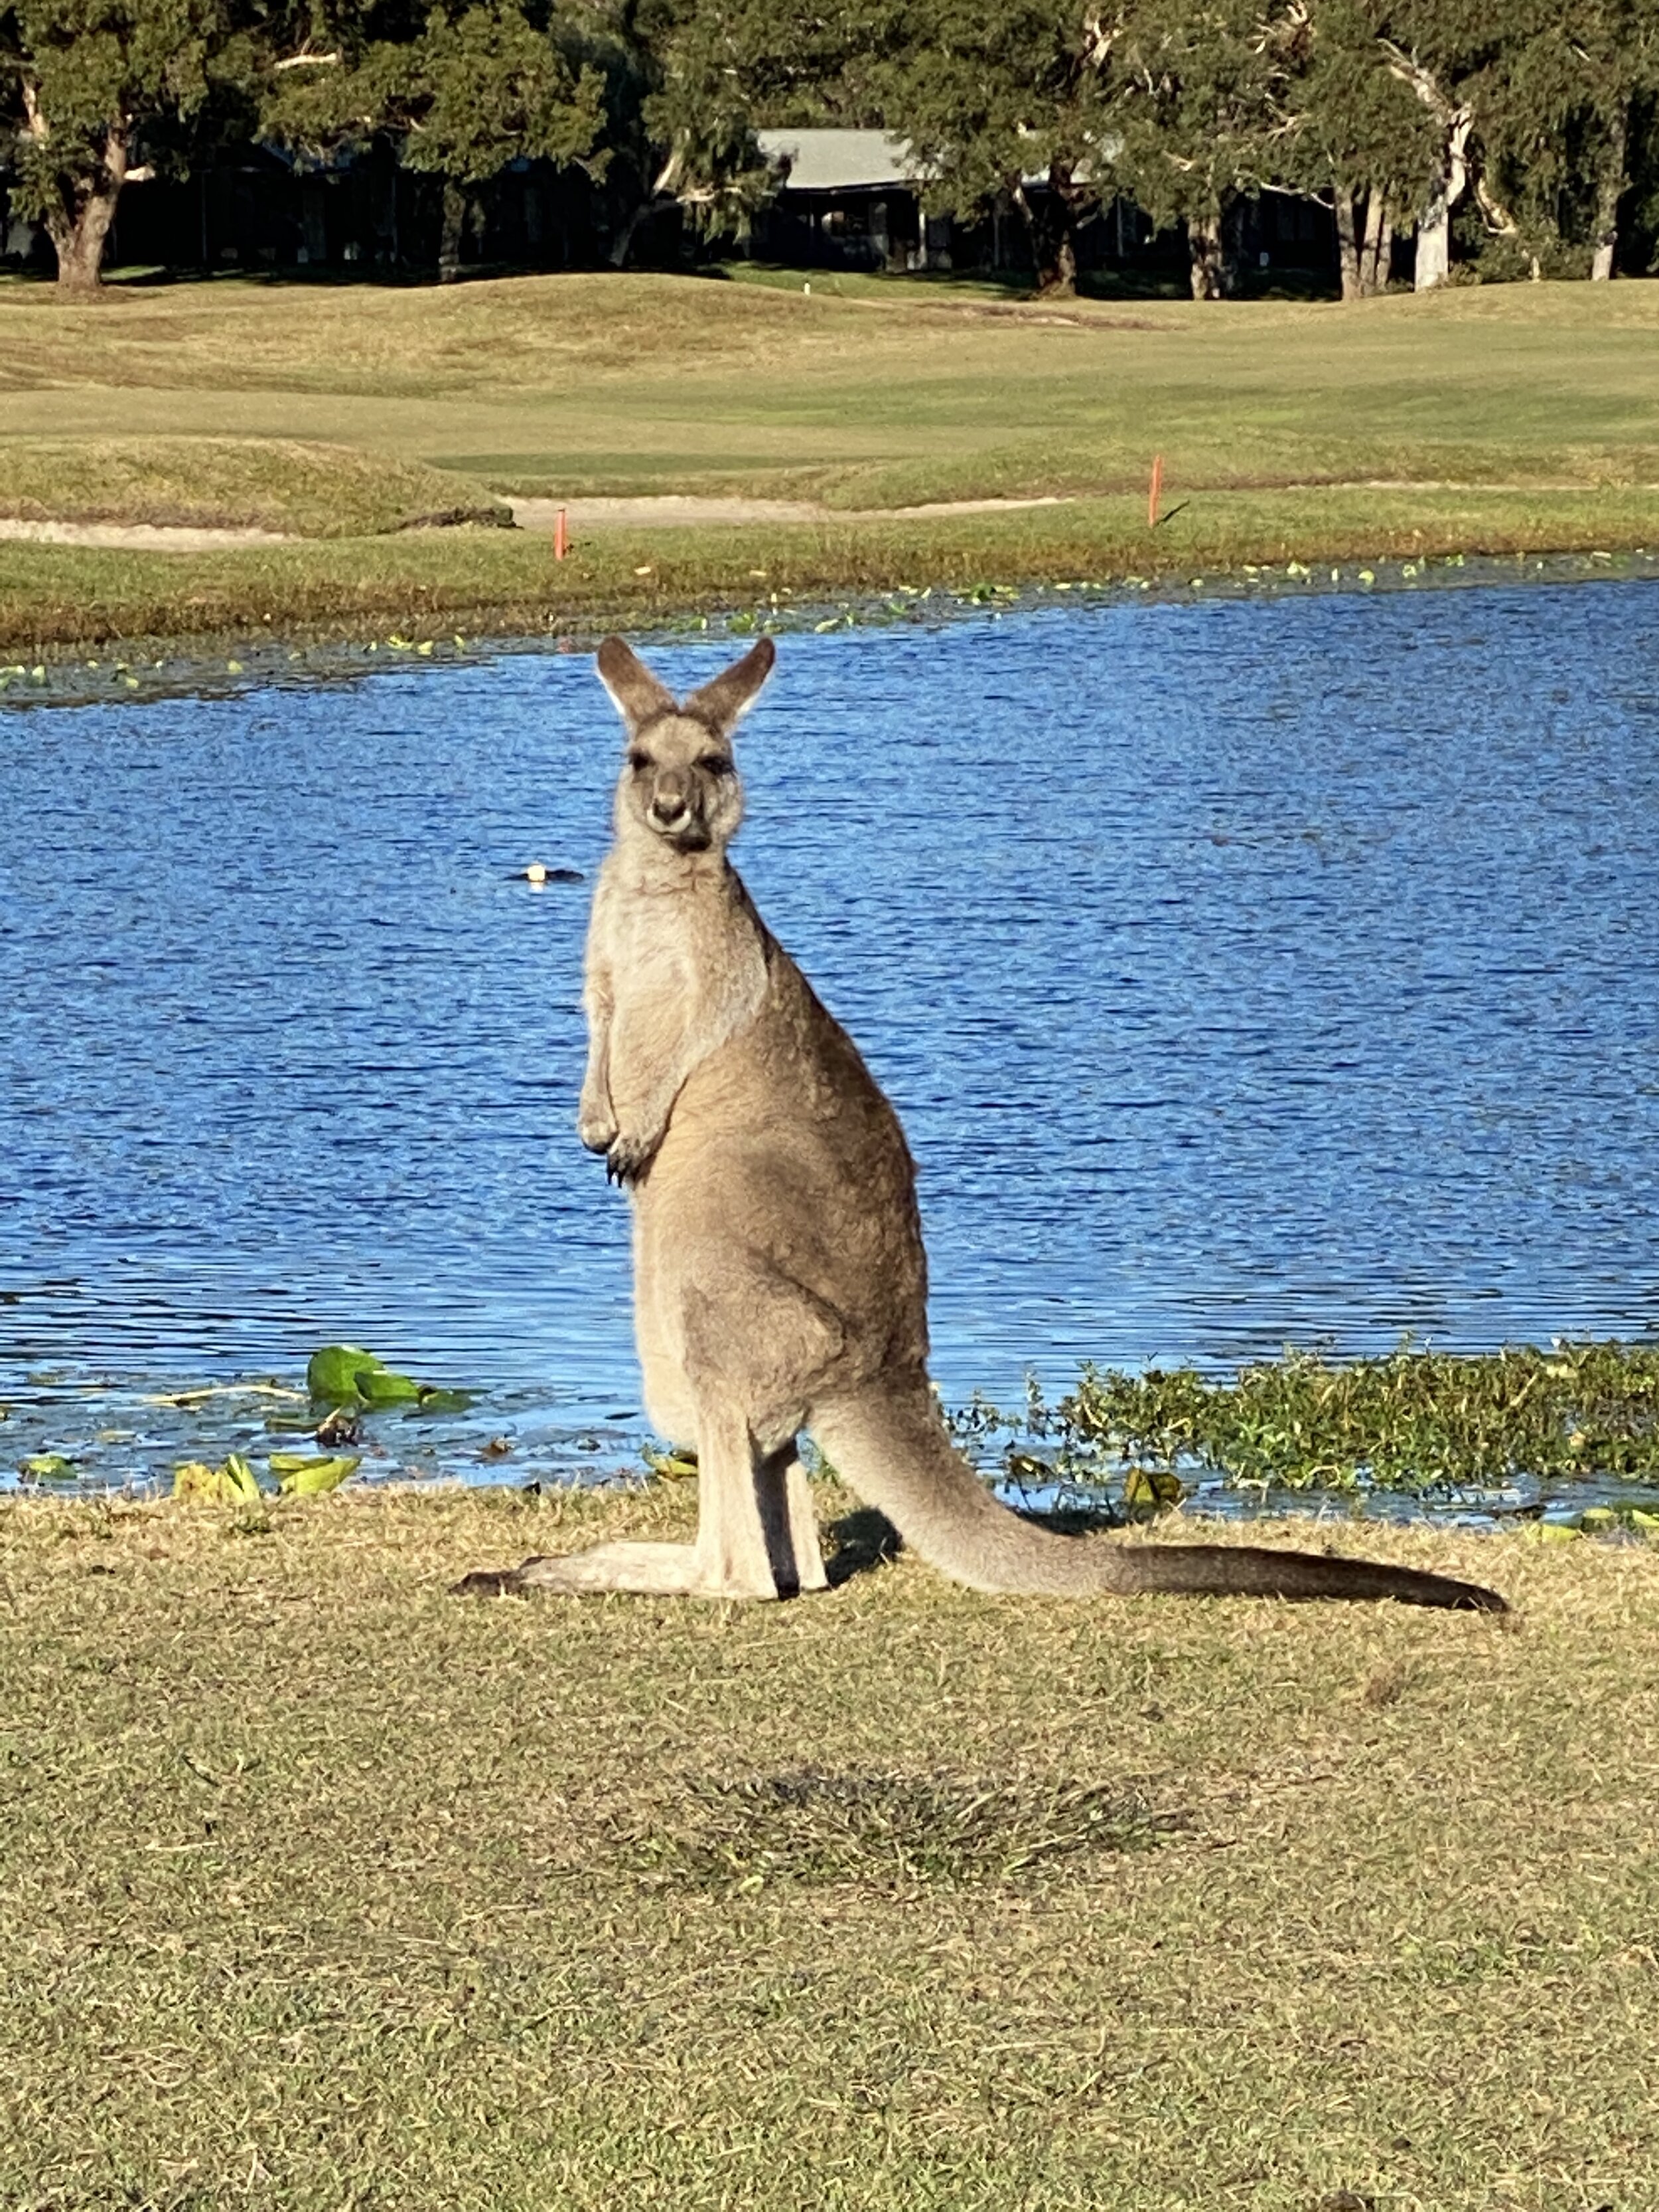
[3,0,1656,291]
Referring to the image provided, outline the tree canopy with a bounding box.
[5,0,1658,291]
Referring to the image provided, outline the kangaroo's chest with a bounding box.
[609,893,698,992]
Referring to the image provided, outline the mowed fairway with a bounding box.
[3,1486,1657,2209]
[1,271,1658,650]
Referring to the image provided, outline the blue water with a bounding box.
[4,580,1659,1491]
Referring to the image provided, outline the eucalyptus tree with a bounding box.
[263,0,607,276]
[1283,0,1438,294]
[581,0,814,265]
[1477,0,1659,276]
[1096,0,1302,298]
[1,0,267,290]
[863,0,1114,294]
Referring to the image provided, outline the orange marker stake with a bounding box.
[554,506,569,561]
[1147,453,1164,530]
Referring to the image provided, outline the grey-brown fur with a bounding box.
[455,639,1505,1615]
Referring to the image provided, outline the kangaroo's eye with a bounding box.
[627,749,652,772]
[697,754,731,775]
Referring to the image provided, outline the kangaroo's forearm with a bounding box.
[576,970,618,1151]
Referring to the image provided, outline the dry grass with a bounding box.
[3,1481,1656,2209]
[0,438,506,538]
[3,273,1658,506]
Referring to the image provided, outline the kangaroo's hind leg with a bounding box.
[450,1420,824,1601]
[691,1406,827,1599]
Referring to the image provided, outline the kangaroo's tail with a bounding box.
[810,1380,1507,1613]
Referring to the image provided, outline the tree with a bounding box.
[582,0,790,267]
[265,0,607,277]
[1,0,261,290]
[1477,0,1659,277]
[1100,0,1303,299]
[1287,0,1440,296]
[867,0,1113,294]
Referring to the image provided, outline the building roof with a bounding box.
[755,126,1118,195]
[755,129,922,193]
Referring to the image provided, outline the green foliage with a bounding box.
[268,1450,362,1494]
[172,1449,263,1502]
[957,1340,1659,1499]
[2,0,257,285]
[263,0,607,189]
[305,1343,472,1414]
[1102,0,1297,228]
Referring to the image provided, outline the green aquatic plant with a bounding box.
[19,1453,76,1482]
[172,1453,263,1504]
[305,1345,470,1415]
[956,1341,1659,1501]
[171,1449,360,1503]
[269,1453,362,1497]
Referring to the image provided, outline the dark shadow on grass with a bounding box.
[824,1506,904,1587]
[824,1497,1138,1589]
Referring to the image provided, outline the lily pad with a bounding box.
[307,1344,386,1404]
[409,1386,475,1417]
[173,1453,262,1505]
[270,1453,360,1497]
[305,1344,454,1412]
[355,1366,421,1409]
[21,1452,76,1481]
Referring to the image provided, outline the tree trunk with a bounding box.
[1334,190,1361,301]
[22,86,127,295]
[1011,173,1078,298]
[1413,182,1451,291]
[47,179,124,295]
[1413,108,1472,291]
[1591,102,1628,281]
[1187,210,1226,301]
[610,194,670,268]
[1360,195,1391,295]
[439,179,467,282]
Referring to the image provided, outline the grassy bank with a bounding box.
[3,1483,1656,2209]
[0,437,507,538]
[1,273,1658,652]
[3,488,1656,658]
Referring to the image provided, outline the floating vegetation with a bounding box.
[5,1346,488,1502]
[304,1344,472,1416]
[269,1451,362,1497]
[954,1341,1659,1505]
[19,1453,76,1482]
[173,1453,262,1504]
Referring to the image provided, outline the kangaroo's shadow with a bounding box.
[824,1500,1125,1587]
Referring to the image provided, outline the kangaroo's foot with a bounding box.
[452,1540,703,1597]
[449,1538,802,1600]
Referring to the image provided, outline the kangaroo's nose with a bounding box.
[650,787,689,825]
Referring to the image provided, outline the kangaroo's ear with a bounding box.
[685,636,776,734]
[596,636,676,729]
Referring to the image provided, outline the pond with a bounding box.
[4,578,1659,1500]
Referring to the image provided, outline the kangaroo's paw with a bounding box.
[577,1108,618,1154]
[605,1131,660,1187]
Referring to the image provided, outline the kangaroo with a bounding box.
[455,636,1504,1614]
